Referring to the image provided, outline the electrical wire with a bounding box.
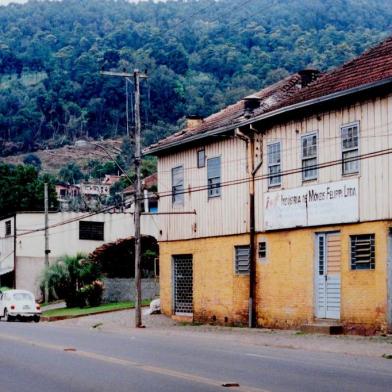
[150,146,392,201]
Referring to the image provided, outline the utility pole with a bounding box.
[44,183,49,303]
[101,69,147,328]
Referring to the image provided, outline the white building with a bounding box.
[0,212,158,296]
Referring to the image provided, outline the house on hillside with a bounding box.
[0,212,158,297]
[55,183,80,211]
[123,173,158,213]
[145,36,392,334]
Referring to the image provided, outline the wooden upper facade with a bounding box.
[146,36,392,242]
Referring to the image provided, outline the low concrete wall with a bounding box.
[102,278,159,303]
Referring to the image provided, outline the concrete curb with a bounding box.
[42,305,150,322]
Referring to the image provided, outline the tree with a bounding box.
[23,153,42,171]
[59,162,84,184]
[0,163,58,216]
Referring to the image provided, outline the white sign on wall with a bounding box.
[264,179,359,230]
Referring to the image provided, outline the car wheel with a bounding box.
[34,316,40,323]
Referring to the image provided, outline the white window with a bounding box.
[172,166,184,205]
[207,157,221,198]
[267,142,281,187]
[341,123,359,175]
[301,133,318,181]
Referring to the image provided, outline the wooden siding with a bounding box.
[157,137,249,241]
[157,93,392,241]
[256,93,392,232]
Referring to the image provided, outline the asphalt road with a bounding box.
[0,321,391,392]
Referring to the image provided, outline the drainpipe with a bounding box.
[235,127,259,328]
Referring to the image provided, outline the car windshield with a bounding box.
[13,293,34,301]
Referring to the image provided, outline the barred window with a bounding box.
[341,123,359,175]
[207,157,221,198]
[350,234,375,270]
[172,166,184,205]
[79,221,104,241]
[235,245,250,274]
[268,142,281,187]
[258,241,267,260]
[301,133,318,181]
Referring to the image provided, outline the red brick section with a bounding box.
[274,36,392,110]
[145,73,303,152]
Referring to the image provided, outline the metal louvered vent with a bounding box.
[235,246,250,274]
[351,234,375,270]
[173,255,193,314]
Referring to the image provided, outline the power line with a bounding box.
[0,249,14,265]
[151,146,392,201]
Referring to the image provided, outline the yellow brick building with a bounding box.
[146,37,392,334]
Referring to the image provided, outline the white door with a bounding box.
[316,232,341,319]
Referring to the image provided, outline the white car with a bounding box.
[0,289,41,322]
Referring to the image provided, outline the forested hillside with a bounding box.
[1,0,391,156]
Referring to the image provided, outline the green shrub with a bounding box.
[40,253,102,308]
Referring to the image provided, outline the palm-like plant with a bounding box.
[40,253,102,307]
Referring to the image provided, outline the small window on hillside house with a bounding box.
[350,234,375,270]
[302,133,318,181]
[172,166,184,205]
[235,245,250,274]
[267,142,281,187]
[79,221,104,241]
[5,220,11,236]
[207,157,221,198]
[197,148,205,168]
[258,241,267,260]
[341,123,359,175]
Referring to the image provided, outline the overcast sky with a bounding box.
[0,0,28,5]
[0,0,169,5]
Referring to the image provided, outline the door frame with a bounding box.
[314,231,341,320]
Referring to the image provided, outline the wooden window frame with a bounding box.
[301,132,318,181]
[207,156,221,199]
[171,165,184,206]
[267,141,281,187]
[197,148,205,168]
[341,122,360,175]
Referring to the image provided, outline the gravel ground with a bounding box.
[51,309,392,359]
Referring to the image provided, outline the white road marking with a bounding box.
[0,332,271,392]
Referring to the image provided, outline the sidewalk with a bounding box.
[52,309,392,359]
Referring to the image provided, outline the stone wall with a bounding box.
[102,278,159,303]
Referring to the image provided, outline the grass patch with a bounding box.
[42,299,151,317]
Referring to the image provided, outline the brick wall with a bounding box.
[160,234,250,325]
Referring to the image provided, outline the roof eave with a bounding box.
[145,76,392,156]
[241,76,392,127]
